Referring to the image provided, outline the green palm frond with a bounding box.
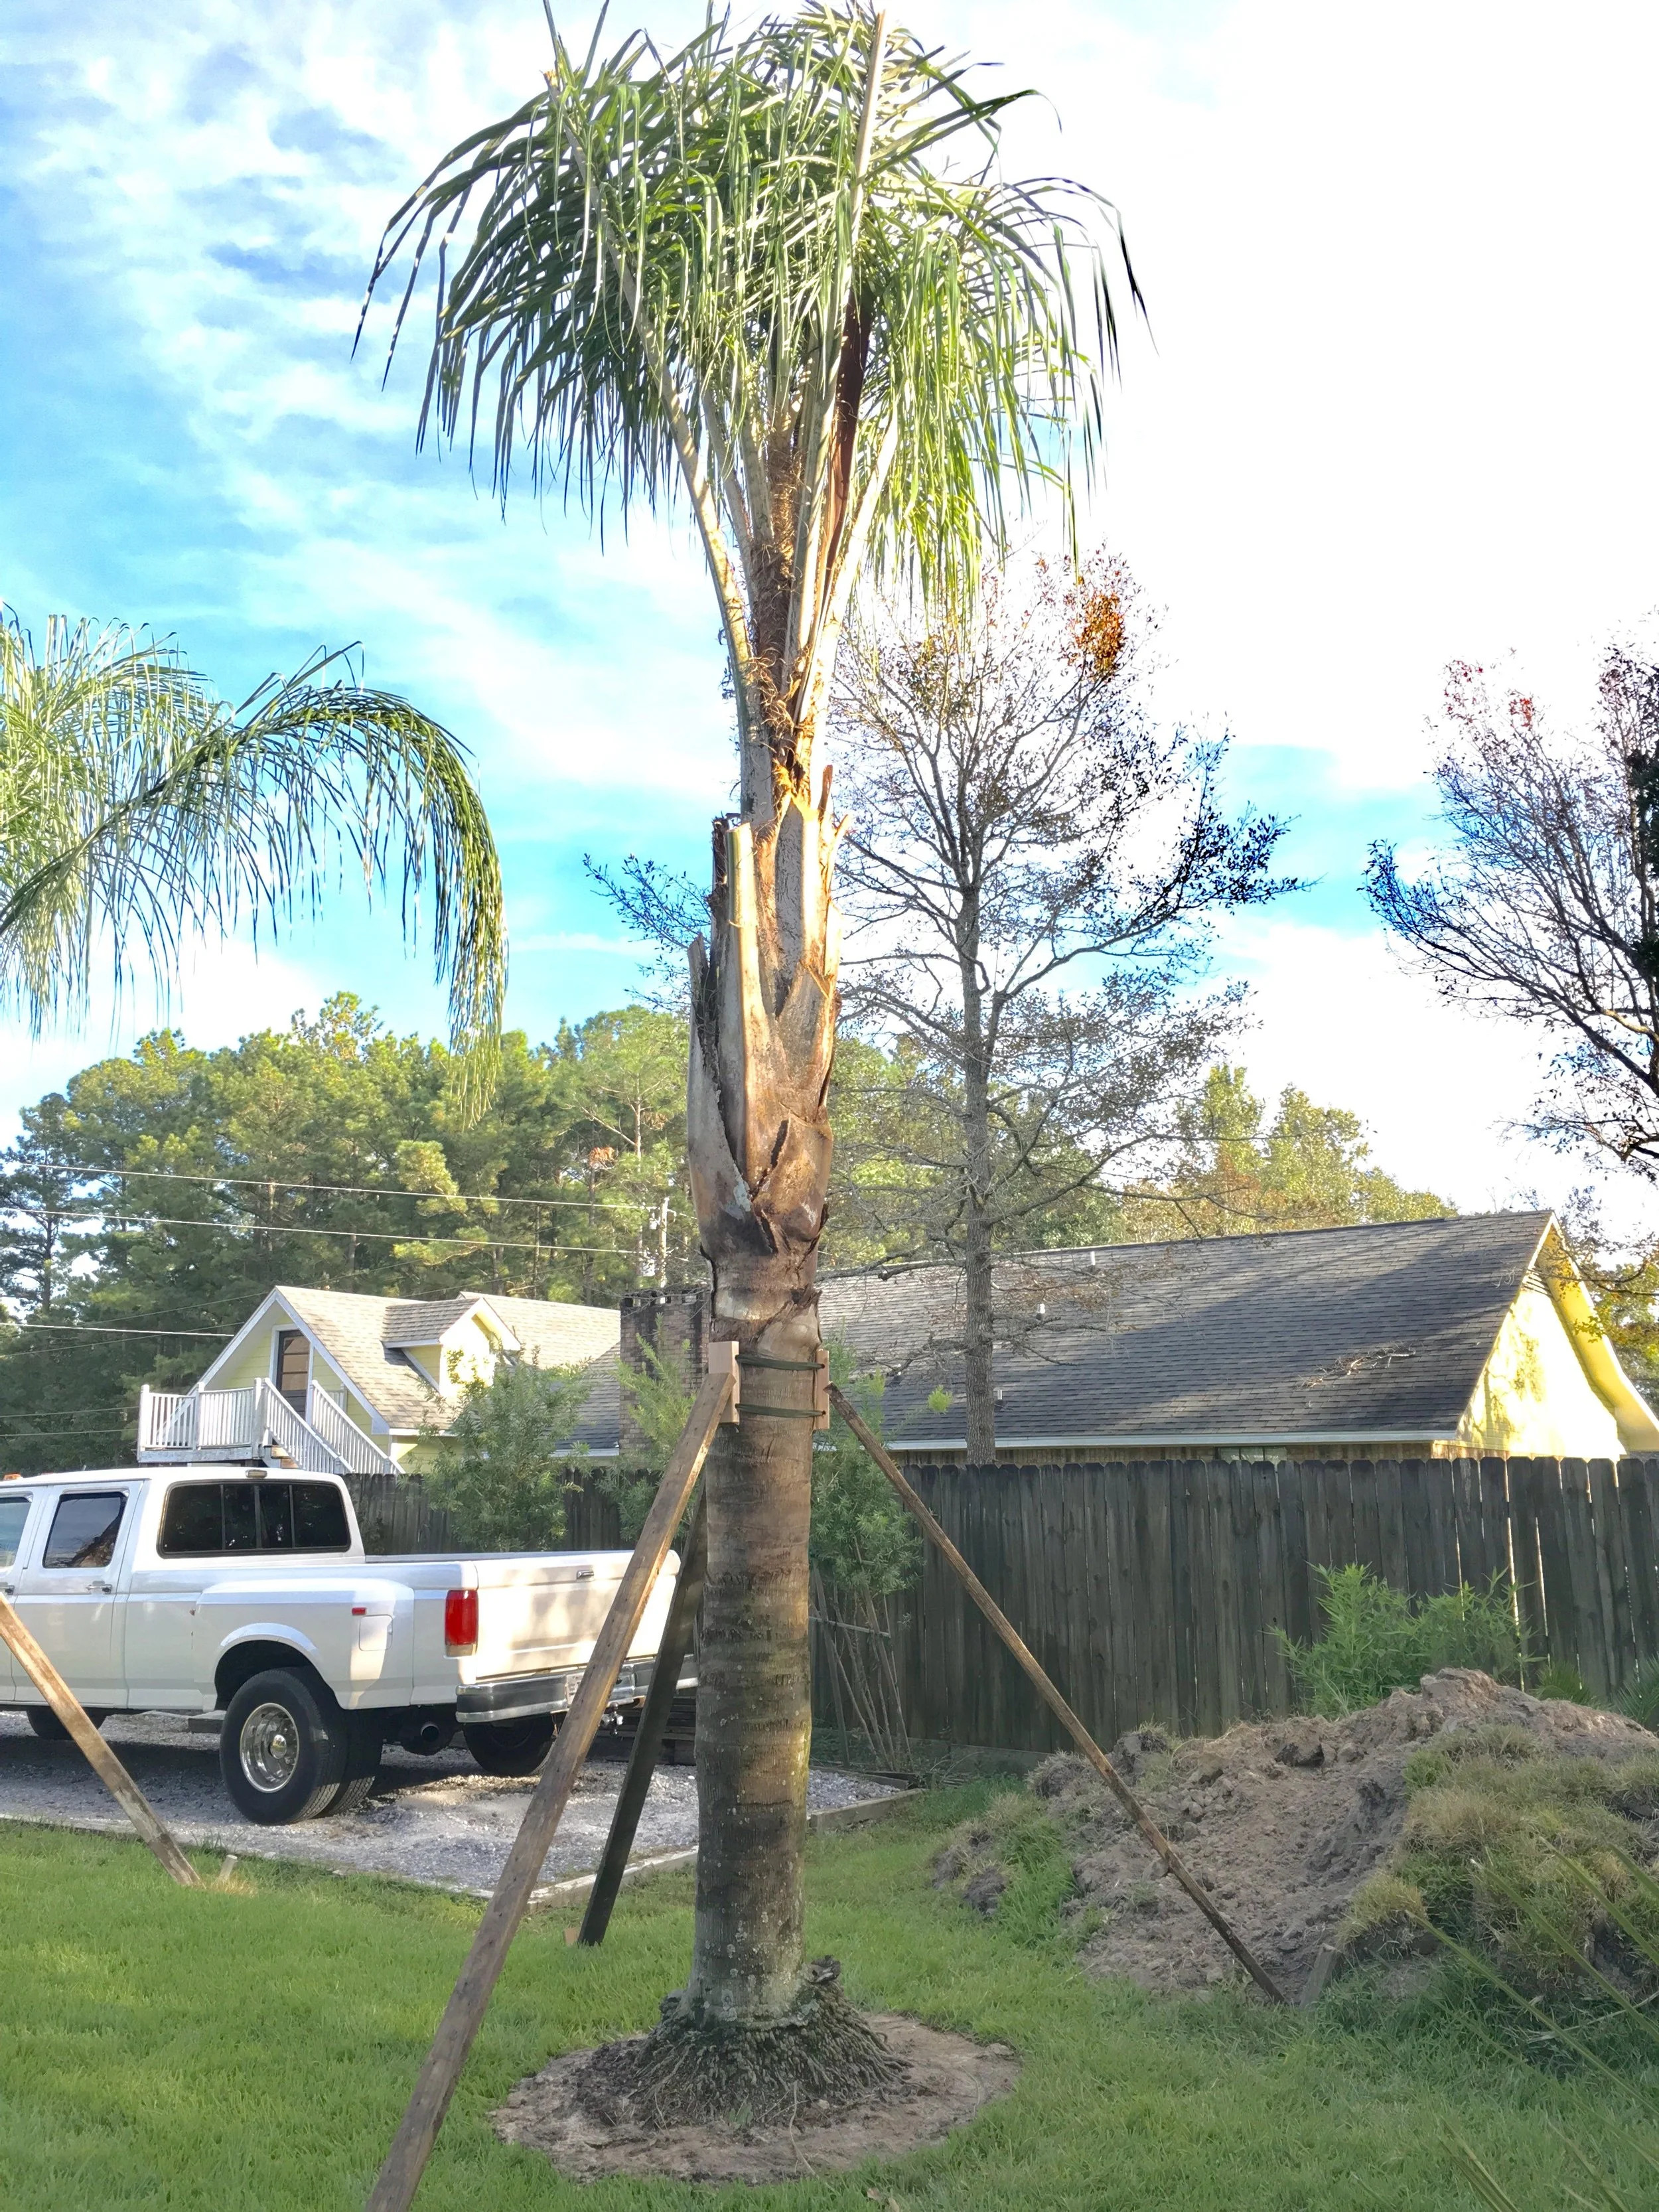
[363,3,1136,768]
[0,614,506,1110]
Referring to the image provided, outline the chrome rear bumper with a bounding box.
[456,1657,694,1724]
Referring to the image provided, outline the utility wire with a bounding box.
[11,1323,235,1339]
[18,1213,640,1256]
[11,1166,664,1214]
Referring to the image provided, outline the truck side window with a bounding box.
[289,1483,350,1551]
[42,1492,126,1570]
[158,1485,223,1555]
[0,1497,31,1567]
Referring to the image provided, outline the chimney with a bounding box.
[618,1282,711,1458]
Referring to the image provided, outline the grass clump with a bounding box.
[931,1775,1082,1950]
[1380,1741,1659,2014]
[1278,1564,1529,1716]
[1341,1872,1432,1958]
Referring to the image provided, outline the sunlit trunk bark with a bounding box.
[682,789,841,2026]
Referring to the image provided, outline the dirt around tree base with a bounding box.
[492,2014,1021,2185]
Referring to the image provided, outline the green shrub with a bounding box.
[421,1357,589,1549]
[1616,1658,1659,1732]
[1277,1564,1529,1716]
[1533,1659,1592,1704]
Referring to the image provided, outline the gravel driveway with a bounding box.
[0,1710,891,1894]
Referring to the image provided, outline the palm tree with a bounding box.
[0,615,505,1104]
[366,0,1133,2112]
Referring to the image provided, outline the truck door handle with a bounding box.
[90,1581,113,1594]
[0,1584,13,1598]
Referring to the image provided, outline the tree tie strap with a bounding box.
[735,1355,821,1372]
[739,1402,820,1420]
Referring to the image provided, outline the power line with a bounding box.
[42,1166,665,1215]
[24,1213,642,1257]
[11,1323,235,1339]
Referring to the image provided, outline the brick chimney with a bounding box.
[618,1284,712,1457]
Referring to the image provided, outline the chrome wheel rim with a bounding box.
[240,1702,301,1792]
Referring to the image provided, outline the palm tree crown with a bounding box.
[0,614,506,1107]
[365,3,1138,818]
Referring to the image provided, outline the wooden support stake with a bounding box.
[578,1488,707,1948]
[829,1386,1288,2006]
[0,1595,202,1889]
[365,1363,733,2212]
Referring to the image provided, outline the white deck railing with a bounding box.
[137,1377,399,1479]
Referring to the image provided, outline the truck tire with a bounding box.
[319,1713,384,1816]
[463,1717,555,1776]
[220,1668,347,1824]
[26,1707,106,1741]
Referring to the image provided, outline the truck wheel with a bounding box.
[220,1669,346,1824]
[319,1714,384,1816]
[463,1718,555,1776]
[27,1707,106,1741]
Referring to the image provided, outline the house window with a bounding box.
[274,1329,310,1415]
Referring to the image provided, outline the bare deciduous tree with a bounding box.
[831,557,1293,1459]
[1368,648,1659,1173]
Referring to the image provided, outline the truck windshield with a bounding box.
[158,1481,350,1556]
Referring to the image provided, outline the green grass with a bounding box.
[0,1791,1650,2210]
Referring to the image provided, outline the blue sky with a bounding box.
[5,0,1659,1216]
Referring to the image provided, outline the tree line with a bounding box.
[0,995,1445,1473]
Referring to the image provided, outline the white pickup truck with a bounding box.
[0,1464,678,1825]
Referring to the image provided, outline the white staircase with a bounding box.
[137,1378,399,1479]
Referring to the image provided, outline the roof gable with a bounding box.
[198,1284,620,1437]
[820,1213,1592,1450]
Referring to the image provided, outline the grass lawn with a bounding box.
[0,1785,1651,2211]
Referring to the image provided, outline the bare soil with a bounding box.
[936,1668,1659,2002]
[492,2013,1021,2185]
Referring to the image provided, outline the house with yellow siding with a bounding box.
[137,1212,1656,1481]
[818,1211,1659,1465]
[138,1285,618,1476]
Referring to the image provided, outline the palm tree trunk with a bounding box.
[687,1291,817,2022]
[609,793,899,2121]
[684,804,835,2029]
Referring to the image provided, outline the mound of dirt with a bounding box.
[937,1670,1658,2001]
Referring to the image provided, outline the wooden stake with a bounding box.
[828,1386,1288,2005]
[577,1489,707,1948]
[0,1595,202,1889]
[364,1363,733,2212]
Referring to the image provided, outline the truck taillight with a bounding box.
[444,1587,478,1655]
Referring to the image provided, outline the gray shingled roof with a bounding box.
[272,1286,619,1436]
[818,1212,1557,1451]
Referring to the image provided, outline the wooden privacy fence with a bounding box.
[345,1470,622,1556]
[849,1456,1659,1755]
[344,1471,453,1555]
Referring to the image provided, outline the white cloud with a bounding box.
[0,938,319,1134]
[1218,913,1659,1234]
